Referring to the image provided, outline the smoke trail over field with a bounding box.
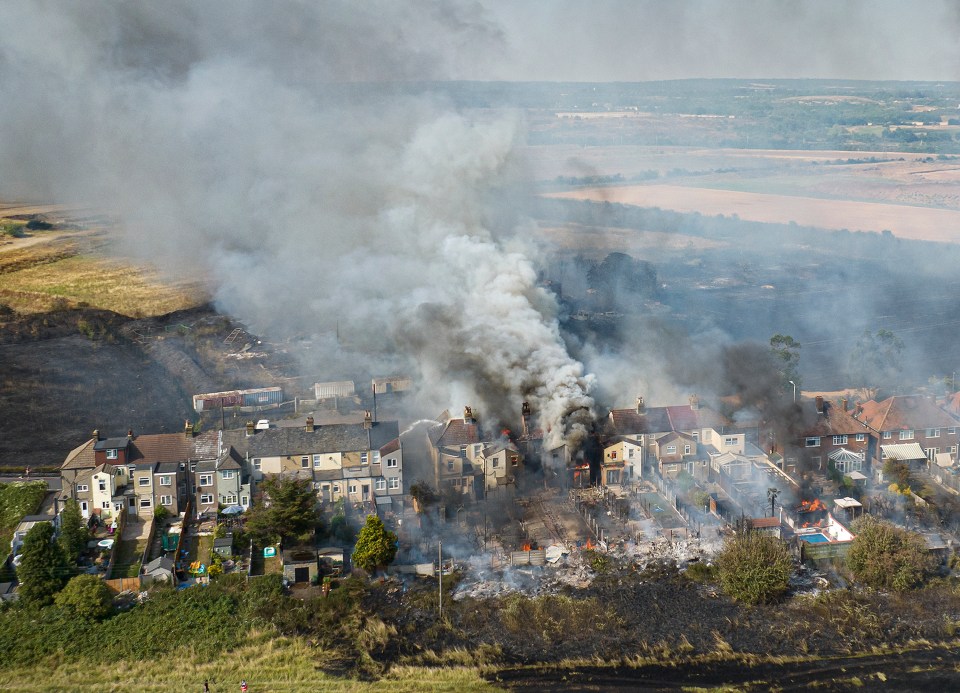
[0,1,593,442]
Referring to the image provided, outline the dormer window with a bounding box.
[106,449,118,459]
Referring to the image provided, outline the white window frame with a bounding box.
[253,459,262,471]
[313,454,322,468]
[361,453,368,465]
[199,474,213,487]
[375,478,386,491]
[221,470,235,480]
[832,435,848,445]
[899,429,914,441]
[159,475,172,486]
[349,484,357,494]
[200,494,214,505]
[106,449,118,460]
[723,437,738,446]
[927,428,940,438]
[98,480,107,492]
[139,497,152,509]
[138,476,150,487]
[665,445,677,454]
[949,428,957,435]
[301,456,309,468]
[372,451,380,465]
[160,495,173,506]
[386,458,398,468]
[926,447,939,461]
[855,433,866,442]
[223,494,237,504]
[389,478,400,490]
[684,445,691,455]
[805,437,820,447]
[883,431,892,439]
[77,484,89,492]
[473,444,482,457]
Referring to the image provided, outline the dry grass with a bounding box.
[0,233,205,316]
[0,633,497,692]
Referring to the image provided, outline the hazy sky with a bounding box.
[475,0,960,82]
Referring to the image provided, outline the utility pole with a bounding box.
[438,539,442,620]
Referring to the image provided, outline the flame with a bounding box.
[521,542,531,551]
[798,498,826,512]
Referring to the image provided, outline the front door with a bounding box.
[80,501,88,517]
[362,484,370,500]
[294,567,310,583]
[128,496,137,516]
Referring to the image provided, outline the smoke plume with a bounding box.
[0,1,593,445]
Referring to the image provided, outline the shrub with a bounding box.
[847,515,937,591]
[716,531,792,604]
[55,575,113,620]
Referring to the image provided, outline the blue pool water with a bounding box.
[800,533,829,544]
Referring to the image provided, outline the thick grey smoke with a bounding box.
[0,1,593,445]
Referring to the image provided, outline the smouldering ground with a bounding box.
[547,184,960,243]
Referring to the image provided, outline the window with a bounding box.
[665,445,676,454]
[949,428,957,435]
[724,437,738,446]
[160,495,172,506]
[223,494,237,504]
[159,475,172,486]
[361,453,368,465]
[372,451,380,465]
[313,454,322,468]
[684,445,691,455]
[386,458,398,468]
[832,435,848,445]
[199,474,213,487]
[138,476,150,486]
[349,484,357,494]
[221,470,235,479]
[301,456,309,468]
[628,448,635,458]
[189,462,197,473]
[492,458,499,468]
[332,484,340,493]
[453,479,461,488]
[927,428,941,438]
[102,501,110,509]
[389,478,400,490]
[610,451,617,459]
[511,455,519,466]
[98,480,107,492]
[883,431,892,439]
[926,448,940,461]
[805,437,820,447]
[375,478,386,491]
[473,444,482,457]
[241,496,248,506]
[446,460,454,472]
[459,445,467,458]
[900,429,914,440]
[951,446,958,454]
[200,494,214,505]
[77,483,89,492]
[139,497,151,509]
[855,433,866,442]
[106,449,118,459]
[253,459,261,471]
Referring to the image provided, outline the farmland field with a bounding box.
[547,184,960,243]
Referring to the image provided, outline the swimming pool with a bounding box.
[799,533,829,544]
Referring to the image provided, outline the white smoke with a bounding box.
[0,2,594,445]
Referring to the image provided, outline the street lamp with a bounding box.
[788,380,797,403]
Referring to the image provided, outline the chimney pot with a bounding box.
[689,394,699,411]
[363,410,373,430]
[305,416,315,433]
[636,396,645,414]
[245,420,255,436]
[464,406,474,422]
[127,429,134,440]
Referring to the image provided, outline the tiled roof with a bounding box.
[61,439,96,471]
[223,421,400,457]
[128,431,220,465]
[379,438,400,456]
[858,395,958,432]
[608,404,729,437]
[428,419,480,448]
[799,400,870,437]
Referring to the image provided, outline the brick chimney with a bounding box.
[636,396,645,414]
[127,429,134,440]
[689,394,699,411]
[184,420,193,438]
[464,406,475,424]
[841,397,848,412]
[245,420,255,436]
[92,429,101,441]
[815,396,824,414]
[363,410,373,430]
[305,416,315,433]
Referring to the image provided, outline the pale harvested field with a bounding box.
[547,184,960,244]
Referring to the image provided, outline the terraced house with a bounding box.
[223,413,403,513]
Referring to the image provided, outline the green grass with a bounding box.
[0,481,47,553]
[109,538,147,579]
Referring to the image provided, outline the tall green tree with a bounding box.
[770,334,801,395]
[58,499,87,565]
[351,515,397,574]
[55,574,113,620]
[17,522,69,606]
[847,515,936,591]
[716,530,792,604]
[245,476,319,545]
[847,329,904,399]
